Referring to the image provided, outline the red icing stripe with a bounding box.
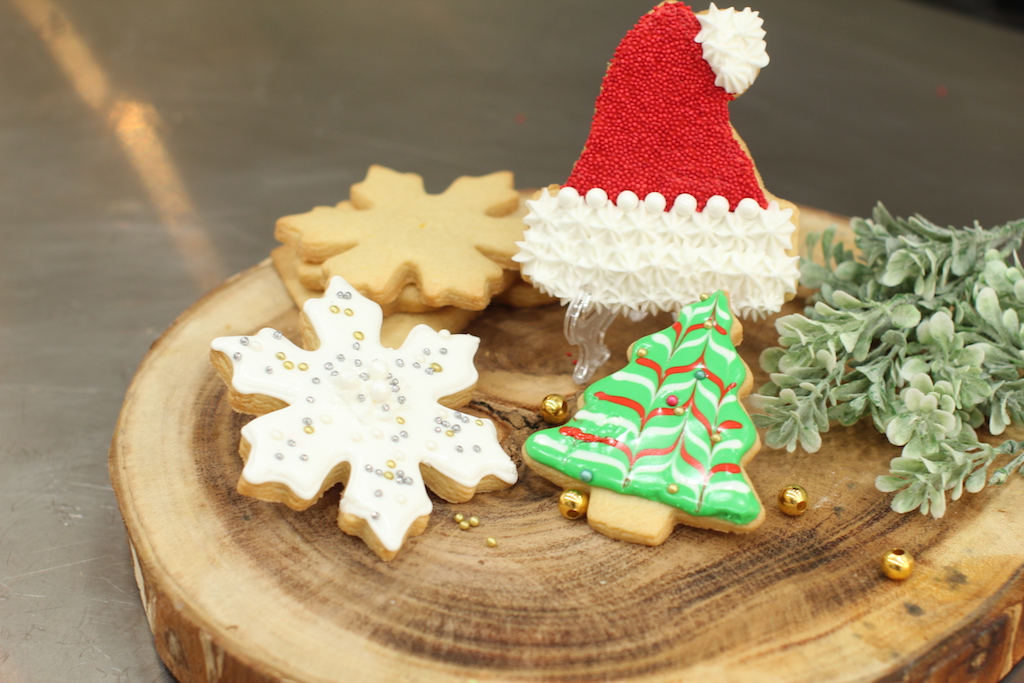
[564,2,766,210]
[594,391,646,420]
[635,432,683,463]
[559,426,634,462]
[641,406,677,429]
[635,356,663,380]
[681,449,706,476]
[711,463,742,475]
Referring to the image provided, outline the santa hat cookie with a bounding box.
[515,2,799,358]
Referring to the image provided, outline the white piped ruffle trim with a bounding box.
[513,186,799,319]
[695,4,769,96]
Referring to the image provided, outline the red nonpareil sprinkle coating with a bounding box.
[565,2,766,211]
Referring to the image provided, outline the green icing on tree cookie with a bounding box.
[525,291,761,526]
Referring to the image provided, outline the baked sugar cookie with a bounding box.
[275,165,528,311]
[210,275,518,560]
[522,291,764,544]
[514,3,799,382]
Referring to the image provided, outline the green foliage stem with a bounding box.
[752,203,1024,518]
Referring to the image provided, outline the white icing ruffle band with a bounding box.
[513,186,799,319]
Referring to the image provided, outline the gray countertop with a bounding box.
[2,1,1023,680]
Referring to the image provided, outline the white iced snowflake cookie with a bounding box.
[210,275,518,561]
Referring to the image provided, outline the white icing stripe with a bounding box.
[574,410,638,437]
[697,380,723,408]
[210,275,517,556]
[629,459,673,477]
[567,450,631,478]
[650,333,675,352]
[608,371,658,398]
[530,432,570,454]
[514,187,798,319]
[694,4,770,96]
[704,480,753,495]
[707,334,739,364]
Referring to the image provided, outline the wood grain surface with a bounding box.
[110,208,1024,682]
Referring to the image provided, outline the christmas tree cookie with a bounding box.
[522,291,764,544]
[210,275,518,561]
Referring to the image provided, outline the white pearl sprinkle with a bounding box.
[585,187,608,209]
[643,192,667,213]
[706,194,730,218]
[673,193,698,216]
[615,190,639,211]
[557,185,580,208]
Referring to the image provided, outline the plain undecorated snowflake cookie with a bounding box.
[210,275,519,561]
[275,165,530,312]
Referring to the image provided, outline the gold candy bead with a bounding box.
[558,489,589,520]
[468,516,480,527]
[777,485,809,517]
[540,394,571,425]
[458,520,471,531]
[453,513,465,523]
[881,548,914,580]
[486,537,497,548]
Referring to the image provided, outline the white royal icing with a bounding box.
[695,4,770,96]
[210,275,518,554]
[513,186,799,319]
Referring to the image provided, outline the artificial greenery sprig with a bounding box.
[752,203,1024,517]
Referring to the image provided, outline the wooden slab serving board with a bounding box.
[110,208,1024,683]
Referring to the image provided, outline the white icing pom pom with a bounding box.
[673,193,698,216]
[616,190,639,212]
[706,195,730,219]
[643,192,667,213]
[737,197,761,220]
[557,186,580,208]
[585,187,608,209]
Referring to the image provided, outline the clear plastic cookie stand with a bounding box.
[564,285,646,385]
